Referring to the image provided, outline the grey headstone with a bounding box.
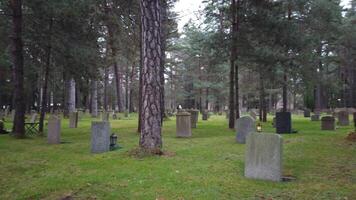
[69,112,78,128]
[311,114,320,121]
[304,109,311,117]
[176,112,191,137]
[112,113,117,120]
[202,111,208,121]
[249,111,257,120]
[188,109,199,128]
[245,132,283,182]
[91,121,110,153]
[337,111,349,126]
[29,113,37,123]
[47,115,61,144]
[102,111,109,121]
[236,116,255,144]
[321,116,335,130]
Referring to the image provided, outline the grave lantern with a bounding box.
[256,123,262,132]
[110,133,118,150]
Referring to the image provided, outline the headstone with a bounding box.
[321,116,335,130]
[29,113,37,123]
[249,111,257,120]
[311,114,320,121]
[69,112,78,128]
[188,109,199,128]
[124,111,129,118]
[102,111,109,121]
[236,116,255,144]
[245,132,282,182]
[47,115,61,144]
[202,111,208,121]
[276,112,291,134]
[112,113,117,120]
[304,109,311,117]
[176,112,191,137]
[91,121,110,153]
[337,111,349,126]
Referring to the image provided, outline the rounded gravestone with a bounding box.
[176,112,191,137]
[188,109,199,128]
[236,116,255,144]
[321,116,335,130]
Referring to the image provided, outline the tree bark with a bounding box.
[10,0,25,138]
[160,0,168,123]
[228,0,237,129]
[139,0,163,152]
[39,17,53,134]
[91,80,98,117]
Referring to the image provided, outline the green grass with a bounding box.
[0,114,355,200]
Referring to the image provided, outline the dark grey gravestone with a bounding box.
[236,116,255,144]
[176,112,191,137]
[276,112,291,134]
[47,115,61,144]
[304,109,311,117]
[311,114,320,121]
[69,112,78,128]
[321,116,335,130]
[245,132,282,182]
[337,111,349,126]
[91,121,110,153]
[202,111,208,121]
[188,109,199,128]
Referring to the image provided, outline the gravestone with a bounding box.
[47,115,61,144]
[236,116,255,144]
[102,112,109,121]
[124,111,129,118]
[321,116,335,130]
[245,132,282,182]
[29,113,37,123]
[91,121,110,153]
[188,109,199,128]
[337,111,349,126]
[276,112,291,134]
[311,114,320,121]
[249,111,257,120]
[176,112,191,137]
[112,113,117,120]
[304,109,311,117]
[202,111,208,121]
[69,112,78,128]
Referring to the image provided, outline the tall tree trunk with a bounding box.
[104,66,108,111]
[283,5,292,113]
[65,78,76,115]
[129,63,136,113]
[259,71,267,122]
[125,63,129,111]
[91,80,98,117]
[10,0,25,138]
[205,87,209,110]
[139,0,162,152]
[160,0,167,123]
[39,17,53,134]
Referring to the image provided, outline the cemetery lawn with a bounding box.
[0,114,355,200]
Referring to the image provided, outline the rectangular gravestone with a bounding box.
[47,115,61,144]
[29,113,37,123]
[276,112,291,134]
[311,114,320,121]
[304,109,310,117]
[176,112,191,137]
[245,132,283,182]
[321,116,335,130]
[188,109,199,128]
[236,116,255,144]
[102,111,109,121]
[91,121,110,153]
[69,112,78,128]
[337,111,349,126]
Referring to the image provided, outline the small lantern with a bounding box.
[257,123,262,132]
[110,133,118,150]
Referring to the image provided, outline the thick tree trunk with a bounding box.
[160,0,168,123]
[39,18,53,134]
[91,80,98,117]
[10,0,25,138]
[139,0,162,152]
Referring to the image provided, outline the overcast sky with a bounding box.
[173,0,352,32]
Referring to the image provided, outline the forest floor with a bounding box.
[0,113,355,200]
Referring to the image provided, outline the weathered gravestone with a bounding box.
[29,113,37,123]
[47,115,61,144]
[188,109,199,128]
[102,112,109,121]
[321,116,335,130]
[304,109,311,117]
[245,132,283,182]
[112,113,117,120]
[202,111,208,121]
[276,112,291,134]
[69,112,78,128]
[176,112,191,137]
[91,121,110,153]
[337,111,349,126]
[236,116,255,144]
[311,114,320,121]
